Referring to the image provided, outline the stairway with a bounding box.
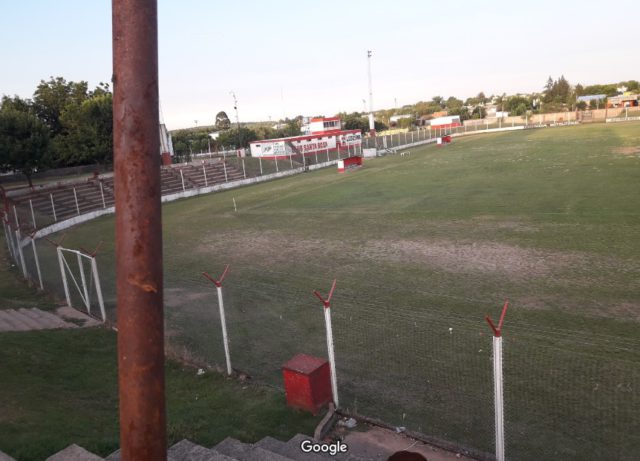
[13,433,372,461]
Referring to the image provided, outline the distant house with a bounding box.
[417,115,432,126]
[432,110,448,118]
[607,93,639,108]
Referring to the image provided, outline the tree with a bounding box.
[341,112,369,133]
[55,93,113,167]
[471,106,486,119]
[0,106,51,187]
[216,127,258,149]
[431,96,445,108]
[33,77,90,136]
[215,111,231,130]
[544,76,554,94]
[445,96,464,112]
[622,80,639,92]
[505,96,530,114]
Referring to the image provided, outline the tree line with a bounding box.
[375,77,639,124]
[2,75,637,181]
[0,77,112,185]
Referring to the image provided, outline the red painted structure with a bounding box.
[337,156,363,172]
[282,354,332,414]
[437,135,452,146]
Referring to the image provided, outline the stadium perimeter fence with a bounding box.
[2,122,640,461]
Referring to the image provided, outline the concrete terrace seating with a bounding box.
[5,160,248,232]
[9,179,113,232]
[163,161,245,193]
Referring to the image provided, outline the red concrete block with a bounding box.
[282,354,332,415]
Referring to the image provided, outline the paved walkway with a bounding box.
[0,306,101,332]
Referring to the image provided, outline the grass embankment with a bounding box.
[0,237,320,461]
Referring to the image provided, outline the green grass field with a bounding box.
[30,122,640,460]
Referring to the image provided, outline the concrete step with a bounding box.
[256,435,327,461]
[168,439,236,461]
[0,309,33,331]
[284,434,366,461]
[213,437,292,461]
[0,308,75,332]
[45,444,103,461]
[18,308,69,329]
[0,450,17,461]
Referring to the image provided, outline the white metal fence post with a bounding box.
[77,253,90,313]
[216,285,232,375]
[100,181,106,208]
[14,228,27,278]
[289,152,293,169]
[73,187,80,215]
[57,247,71,307]
[258,156,263,175]
[486,300,509,461]
[203,164,208,187]
[223,160,228,181]
[242,158,246,178]
[180,169,185,191]
[203,266,232,376]
[90,256,106,321]
[50,193,57,221]
[314,279,339,408]
[275,156,279,172]
[29,200,36,229]
[31,236,43,290]
[326,147,330,163]
[324,305,339,408]
[493,335,505,461]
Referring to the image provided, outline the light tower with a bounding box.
[367,50,376,136]
[230,91,241,150]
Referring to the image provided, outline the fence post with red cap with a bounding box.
[485,299,510,461]
[313,278,339,408]
[203,265,232,375]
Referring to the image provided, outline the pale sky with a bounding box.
[1,0,638,129]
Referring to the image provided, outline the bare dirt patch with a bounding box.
[612,146,640,155]
[206,230,577,281]
[164,288,212,309]
[364,239,561,279]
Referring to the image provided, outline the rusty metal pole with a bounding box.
[113,1,166,460]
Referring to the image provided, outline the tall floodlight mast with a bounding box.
[230,91,241,150]
[367,50,376,136]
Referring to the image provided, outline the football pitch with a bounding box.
[38,122,640,460]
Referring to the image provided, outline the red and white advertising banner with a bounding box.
[338,132,362,146]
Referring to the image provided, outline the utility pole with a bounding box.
[367,50,376,136]
[230,91,241,151]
